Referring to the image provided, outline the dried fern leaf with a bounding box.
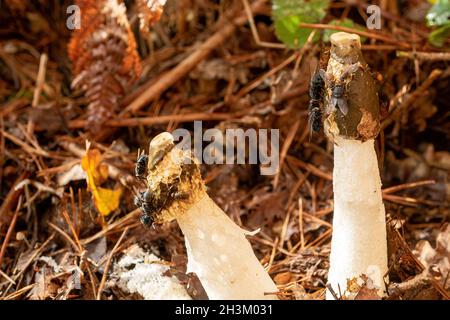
[68,0,142,134]
[136,0,166,35]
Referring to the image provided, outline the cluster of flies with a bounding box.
[134,153,154,227]
[308,62,362,134]
[133,147,188,228]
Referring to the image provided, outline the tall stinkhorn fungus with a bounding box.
[137,132,278,300]
[323,32,388,299]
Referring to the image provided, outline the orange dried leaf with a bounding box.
[93,186,123,217]
[81,149,108,185]
[81,147,122,216]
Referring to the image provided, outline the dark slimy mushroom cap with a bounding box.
[144,132,206,224]
[324,32,381,142]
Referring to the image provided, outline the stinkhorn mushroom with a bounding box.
[323,32,388,299]
[136,132,278,300]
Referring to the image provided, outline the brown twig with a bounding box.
[241,0,286,49]
[305,229,332,249]
[48,222,79,252]
[298,198,305,250]
[31,53,48,108]
[80,209,139,246]
[273,119,300,189]
[2,284,35,300]
[382,180,436,194]
[397,51,450,61]
[0,196,22,269]
[27,52,48,135]
[1,130,50,158]
[0,172,28,221]
[237,52,299,99]
[382,69,443,129]
[287,156,333,181]
[61,208,83,253]
[0,268,15,285]
[67,112,234,129]
[298,22,412,49]
[96,227,128,300]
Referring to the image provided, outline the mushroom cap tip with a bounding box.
[144,132,206,224]
[149,132,174,152]
[330,32,361,46]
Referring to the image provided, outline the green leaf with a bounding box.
[428,23,450,47]
[426,0,450,46]
[322,19,367,43]
[426,0,450,26]
[272,0,328,48]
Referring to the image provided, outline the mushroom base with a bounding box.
[177,195,279,300]
[327,138,388,299]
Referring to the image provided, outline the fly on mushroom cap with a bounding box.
[140,133,279,299]
[142,132,206,224]
[323,32,380,143]
[325,33,388,299]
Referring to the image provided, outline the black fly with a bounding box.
[328,62,362,115]
[140,214,153,228]
[308,69,326,133]
[135,151,148,180]
[133,140,189,228]
[133,184,189,228]
[133,189,155,228]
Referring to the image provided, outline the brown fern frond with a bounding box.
[68,0,142,135]
[136,0,166,35]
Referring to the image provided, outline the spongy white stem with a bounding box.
[327,138,388,300]
[177,195,279,300]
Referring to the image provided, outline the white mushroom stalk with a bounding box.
[141,132,278,300]
[177,196,278,300]
[323,32,388,299]
[328,137,388,299]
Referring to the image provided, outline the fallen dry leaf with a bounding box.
[414,224,450,290]
[27,267,58,300]
[81,149,108,185]
[354,275,382,300]
[81,146,122,216]
[93,186,123,217]
[336,275,383,300]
